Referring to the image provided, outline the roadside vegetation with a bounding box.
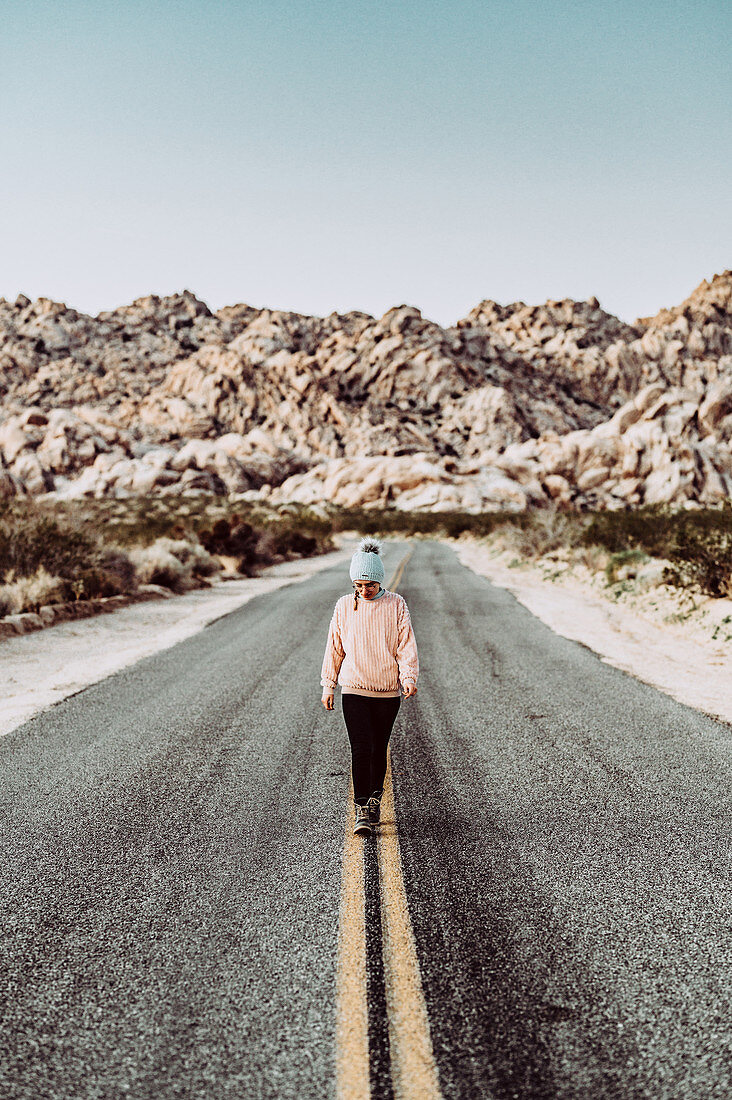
[326,504,732,598]
[1,497,730,619]
[0,497,334,617]
[332,503,732,601]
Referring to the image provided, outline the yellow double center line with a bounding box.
[335,548,443,1100]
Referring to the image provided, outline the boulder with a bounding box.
[0,419,28,464]
[699,376,732,434]
[10,452,52,494]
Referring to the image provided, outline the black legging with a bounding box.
[342,694,401,804]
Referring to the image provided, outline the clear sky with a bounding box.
[1,0,730,325]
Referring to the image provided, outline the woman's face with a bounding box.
[353,580,380,600]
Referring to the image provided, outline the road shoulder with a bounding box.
[452,538,732,726]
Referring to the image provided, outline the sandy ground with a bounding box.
[0,546,351,738]
[454,537,732,726]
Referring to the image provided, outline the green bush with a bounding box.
[582,504,732,596]
[664,530,732,598]
[604,549,649,585]
[581,506,669,556]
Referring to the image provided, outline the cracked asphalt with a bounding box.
[1,540,730,1099]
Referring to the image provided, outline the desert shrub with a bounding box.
[197,510,333,572]
[581,507,676,557]
[604,549,649,585]
[283,530,317,556]
[198,517,260,574]
[582,504,732,596]
[261,527,318,559]
[504,510,586,559]
[438,513,482,539]
[128,542,188,592]
[128,536,219,591]
[90,500,198,547]
[0,496,345,608]
[55,566,130,602]
[261,509,335,560]
[153,537,219,577]
[256,526,317,569]
[573,544,610,573]
[189,545,219,577]
[270,506,334,540]
[97,547,137,590]
[199,517,255,555]
[663,529,732,597]
[0,514,98,579]
[581,505,732,555]
[0,566,64,615]
[0,507,141,607]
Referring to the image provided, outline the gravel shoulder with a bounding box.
[453,537,732,726]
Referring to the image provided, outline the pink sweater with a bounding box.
[321,591,419,696]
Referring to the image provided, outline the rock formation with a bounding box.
[1,273,731,511]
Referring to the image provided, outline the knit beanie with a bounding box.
[349,537,385,584]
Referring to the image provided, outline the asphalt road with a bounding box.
[1,540,730,1099]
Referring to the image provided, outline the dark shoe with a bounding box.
[367,790,383,824]
[353,802,372,837]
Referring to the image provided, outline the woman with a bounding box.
[321,538,419,837]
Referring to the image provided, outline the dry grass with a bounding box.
[0,567,63,617]
[490,510,585,560]
[128,538,219,593]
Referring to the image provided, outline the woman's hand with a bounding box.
[402,683,417,698]
[322,692,335,710]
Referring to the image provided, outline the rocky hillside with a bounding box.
[1,272,731,511]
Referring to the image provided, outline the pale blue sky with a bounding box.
[1,0,729,324]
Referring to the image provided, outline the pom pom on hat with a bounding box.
[349,537,385,583]
[358,538,382,555]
